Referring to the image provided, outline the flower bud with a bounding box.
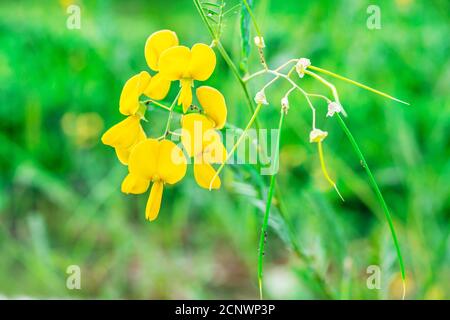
[326,101,343,117]
[281,96,289,113]
[254,90,269,105]
[296,58,311,78]
[309,128,328,143]
[253,36,266,48]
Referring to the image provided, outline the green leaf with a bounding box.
[239,0,252,75]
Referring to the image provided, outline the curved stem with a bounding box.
[268,70,316,129]
[193,0,260,130]
[258,110,284,299]
[242,0,268,69]
[242,0,263,40]
[304,69,348,117]
[194,0,335,299]
[163,91,181,137]
[336,114,406,299]
[209,103,263,190]
[142,99,171,111]
[317,141,344,201]
[309,65,410,106]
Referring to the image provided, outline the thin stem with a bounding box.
[209,103,263,190]
[142,99,171,111]
[317,141,344,201]
[194,0,260,129]
[194,0,334,298]
[242,0,263,40]
[243,69,266,82]
[217,0,224,39]
[268,70,316,129]
[163,91,181,137]
[258,110,284,300]
[242,0,268,69]
[242,67,318,130]
[307,93,332,104]
[304,69,348,117]
[336,114,406,299]
[309,65,410,106]
[308,63,406,296]
[261,74,280,91]
[243,59,298,82]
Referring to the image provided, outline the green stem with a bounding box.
[194,0,334,298]
[193,0,261,130]
[242,0,263,39]
[142,99,171,111]
[242,0,268,69]
[163,91,181,137]
[336,114,406,298]
[257,110,284,300]
[309,65,410,106]
[210,103,263,190]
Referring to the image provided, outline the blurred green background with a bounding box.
[0,0,448,299]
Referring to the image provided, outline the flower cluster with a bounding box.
[101,30,227,221]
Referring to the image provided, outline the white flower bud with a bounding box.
[326,101,343,117]
[309,128,328,143]
[254,90,268,105]
[296,58,311,78]
[253,36,265,48]
[281,97,289,113]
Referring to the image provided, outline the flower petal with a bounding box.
[119,71,151,116]
[181,114,214,157]
[158,46,191,80]
[194,160,221,189]
[128,138,159,180]
[156,140,187,184]
[189,43,216,81]
[196,86,227,129]
[146,181,164,221]
[145,30,179,71]
[145,30,178,71]
[115,147,131,165]
[178,79,193,112]
[113,125,146,165]
[101,115,142,149]
[121,173,150,194]
[202,133,227,164]
[144,72,171,100]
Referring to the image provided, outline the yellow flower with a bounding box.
[102,70,149,164]
[143,29,179,100]
[101,115,146,165]
[159,43,216,112]
[180,87,227,189]
[103,30,179,164]
[119,71,152,116]
[119,30,179,117]
[196,86,227,129]
[182,114,226,189]
[122,139,187,221]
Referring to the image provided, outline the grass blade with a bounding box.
[336,114,406,299]
[257,110,284,299]
[309,65,410,106]
[239,0,252,75]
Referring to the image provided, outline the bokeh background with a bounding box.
[0,0,448,299]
